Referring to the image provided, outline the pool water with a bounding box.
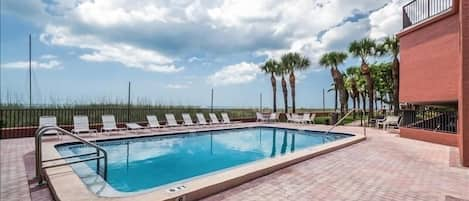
[56,127,350,194]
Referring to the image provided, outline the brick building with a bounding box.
[398,0,468,166]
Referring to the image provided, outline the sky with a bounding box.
[0,0,405,108]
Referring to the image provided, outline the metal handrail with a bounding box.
[35,126,108,184]
[325,109,367,136]
[403,0,453,29]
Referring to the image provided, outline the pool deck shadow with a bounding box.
[1,123,468,201]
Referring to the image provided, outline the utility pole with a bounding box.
[127,81,131,122]
[210,88,214,112]
[29,34,32,108]
[322,88,325,112]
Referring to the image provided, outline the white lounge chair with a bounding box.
[209,113,220,124]
[377,116,400,130]
[182,113,195,126]
[196,113,209,126]
[101,115,125,134]
[256,112,266,122]
[39,116,60,137]
[165,113,179,127]
[146,115,162,128]
[286,113,293,123]
[126,123,144,130]
[72,115,97,135]
[269,113,278,122]
[300,113,311,124]
[291,114,302,123]
[221,113,231,124]
[310,113,316,124]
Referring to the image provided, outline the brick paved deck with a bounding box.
[1,124,468,201]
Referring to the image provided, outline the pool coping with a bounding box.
[41,123,366,201]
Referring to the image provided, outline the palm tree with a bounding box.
[276,61,289,113]
[349,38,378,118]
[327,83,338,112]
[260,59,280,112]
[356,73,367,115]
[380,36,400,115]
[319,51,348,116]
[345,67,360,119]
[282,52,311,113]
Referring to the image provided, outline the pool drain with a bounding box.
[167,185,186,193]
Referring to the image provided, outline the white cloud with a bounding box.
[188,56,202,63]
[40,25,183,73]
[208,62,260,86]
[8,0,404,74]
[40,54,57,60]
[369,0,405,39]
[2,60,61,69]
[166,84,190,89]
[73,0,176,27]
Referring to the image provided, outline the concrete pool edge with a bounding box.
[41,124,366,201]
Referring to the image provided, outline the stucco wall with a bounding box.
[399,14,460,103]
[400,127,458,146]
[459,0,469,166]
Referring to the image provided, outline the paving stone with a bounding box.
[1,125,468,201]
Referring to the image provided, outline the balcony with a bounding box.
[403,0,453,29]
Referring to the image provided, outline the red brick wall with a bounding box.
[399,14,460,103]
[459,0,469,167]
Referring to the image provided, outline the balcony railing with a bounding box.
[403,0,453,29]
[401,109,457,134]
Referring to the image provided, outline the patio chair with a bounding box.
[182,113,195,126]
[196,113,209,126]
[292,113,302,123]
[125,123,145,130]
[300,113,311,124]
[146,115,162,128]
[256,112,266,122]
[286,113,293,123]
[377,116,400,130]
[269,113,278,122]
[221,113,232,124]
[72,115,97,135]
[39,116,60,137]
[165,113,179,127]
[371,115,386,127]
[209,113,220,124]
[101,115,125,134]
[310,113,316,124]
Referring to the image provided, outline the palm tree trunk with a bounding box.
[289,72,296,113]
[375,90,378,113]
[271,73,277,112]
[352,97,356,119]
[281,76,288,113]
[392,58,400,116]
[335,70,347,117]
[357,94,361,111]
[365,75,374,118]
[361,92,366,115]
[334,85,338,112]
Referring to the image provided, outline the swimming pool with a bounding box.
[56,126,351,196]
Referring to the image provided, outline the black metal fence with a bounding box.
[0,107,257,129]
[403,0,453,29]
[401,109,457,134]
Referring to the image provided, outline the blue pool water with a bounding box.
[56,127,350,194]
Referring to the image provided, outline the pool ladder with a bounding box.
[35,126,108,184]
[325,109,367,136]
